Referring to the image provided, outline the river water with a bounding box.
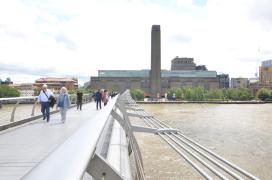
[139,104,272,179]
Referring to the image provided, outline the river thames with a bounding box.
[137,103,272,179]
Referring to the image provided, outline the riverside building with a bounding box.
[217,74,230,88]
[259,60,272,88]
[34,77,78,93]
[90,25,219,97]
[230,78,249,88]
[90,58,219,97]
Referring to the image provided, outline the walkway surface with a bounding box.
[0,102,101,180]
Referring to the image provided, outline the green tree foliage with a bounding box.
[77,86,94,94]
[193,86,205,101]
[5,77,11,83]
[33,87,40,96]
[257,88,271,101]
[205,89,223,100]
[76,81,96,94]
[130,88,144,100]
[228,88,252,100]
[167,87,182,99]
[165,87,253,101]
[0,85,20,98]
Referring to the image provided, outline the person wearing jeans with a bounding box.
[57,87,71,123]
[38,84,53,122]
[95,89,102,110]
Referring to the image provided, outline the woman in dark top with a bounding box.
[76,90,83,110]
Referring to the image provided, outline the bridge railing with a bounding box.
[0,94,92,129]
[22,93,142,180]
[120,90,259,180]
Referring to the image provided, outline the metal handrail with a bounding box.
[22,96,119,180]
[0,96,37,101]
[0,94,89,123]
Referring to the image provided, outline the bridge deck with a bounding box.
[0,102,99,180]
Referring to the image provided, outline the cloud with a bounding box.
[192,0,207,7]
[0,63,57,76]
[55,33,77,50]
[1,0,272,84]
[168,34,192,43]
[250,0,272,27]
[0,25,27,39]
[237,57,259,63]
[0,63,90,84]
[262,50,272,56]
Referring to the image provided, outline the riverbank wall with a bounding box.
[137,100,267,104]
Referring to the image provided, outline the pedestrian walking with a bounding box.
[89,91,94,102]
[76,90,83,110]
[102,89,109,106]
[38,84,53,122]
[57,87,71,123]
[95,89,102,110]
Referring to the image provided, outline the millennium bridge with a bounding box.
[0,91,259,180]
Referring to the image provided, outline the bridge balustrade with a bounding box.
[0,94,91,130]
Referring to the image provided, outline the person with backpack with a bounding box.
[57,87,71,123]
[38,84,53,122]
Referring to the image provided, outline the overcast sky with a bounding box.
[1,0,272,85]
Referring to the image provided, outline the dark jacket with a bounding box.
[77,92,83,103]
[95,91,102,101]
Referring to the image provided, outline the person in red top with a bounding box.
[102,89,109,106]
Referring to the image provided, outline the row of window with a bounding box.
[173,60,193,64]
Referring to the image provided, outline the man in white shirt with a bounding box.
[38,84,53,122]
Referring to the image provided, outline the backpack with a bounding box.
[43,90,56,108]
[49,95,56,108]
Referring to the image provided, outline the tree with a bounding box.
[167,87,182,100]
[183,87,194,100]
[5,77,11,83]
[204,89,223,100]
[222,88,230,100]
[237,88,252,100]
[130,88,144,100]
[257,88,270,101]
[84,81,91,90]
[193,86,205,101]
[0,85,20,98]
[33,87,40,96]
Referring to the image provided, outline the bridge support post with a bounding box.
[86,153,123,180]
[10,100,21,122]
[31,100,39,116]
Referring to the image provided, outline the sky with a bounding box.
[0,0,272,85]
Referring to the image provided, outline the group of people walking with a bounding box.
[95,89,109,110]
[38,84,71,123]
[38,84,112,123]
